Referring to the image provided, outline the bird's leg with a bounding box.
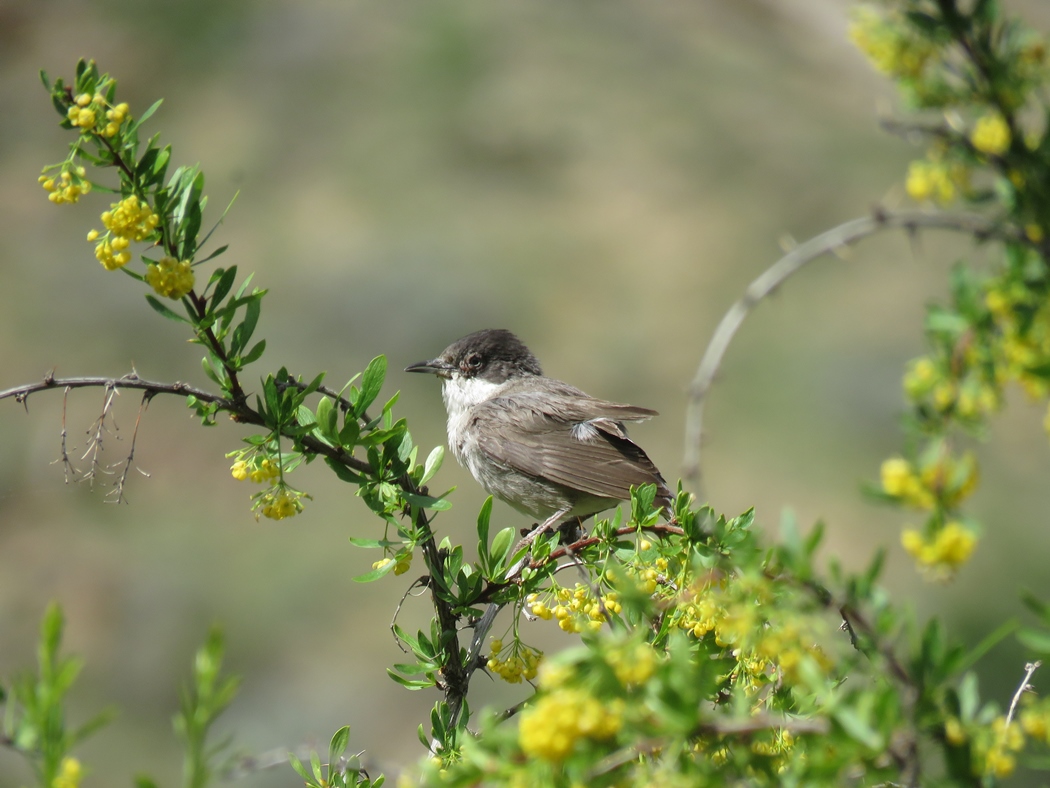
[557,516,586,545]
[505,506,571,582]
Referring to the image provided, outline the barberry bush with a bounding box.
[6,1,1050,787]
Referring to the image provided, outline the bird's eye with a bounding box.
[465,353,483,370]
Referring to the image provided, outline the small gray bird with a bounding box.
[406,329,672,534]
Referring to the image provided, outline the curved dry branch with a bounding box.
[0,372,228,406]
[682,208,1021,488]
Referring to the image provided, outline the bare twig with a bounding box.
[108,391,153,503]
[51,385,78,484]
[81,384,119,488]
[1006,661,1041,727]
[683,209,1019,488]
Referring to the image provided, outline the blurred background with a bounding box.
[3,0,1050,785]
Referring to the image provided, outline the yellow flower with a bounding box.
[849,7,933,78]
[903,521,977,574]
[903,357,938,398]
[971,113,1011,156]
[372,558,393,571]
[905,159,962,205]
[610,642,657,687]
[519,689,621,762]
[945,717,967,745]
[393,554,412,575]
[145,256,195,299]
[230,460,249,481]
[53,757,82,788]
[1021,708,1050,743]
[256,485,306,521]
[101,195,160,241]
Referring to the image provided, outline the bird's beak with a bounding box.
[405,358,455,379]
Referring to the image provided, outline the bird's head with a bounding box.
[405,328,542,384]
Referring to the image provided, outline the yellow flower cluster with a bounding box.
[607,642,657,687]
[943,710,1048,779]
[527,584,623,634]
[880,453,978,511]
[52,757,82,788]
[905,158,969,205]
[848,7,936,79]
[518,688,622,762]
[146,256,195,299]
[970,112,1012,156]
[372,554,412,576]
[751,728,796,758]
[1021,704,1050,744]
[900,521,977,575]
[39,167,91,205]
[675,575,829,690]
[486,638,541,683]
[66,93,100,131]
[984,278,1050,401]
[66,92,130,138]
[257,487,303,521]
[904,354,1000,420]
[979,717,1025,778]
[102,101,130,138]
[86,195,160,271]
[231,457,281,483]
[101,195,159,241]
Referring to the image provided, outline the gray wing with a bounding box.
[470,384,669,503]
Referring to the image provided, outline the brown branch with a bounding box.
[682,208,1021,488]
[2,372,375,480]
[0,373,228,406]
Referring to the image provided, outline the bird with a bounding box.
[405,328,672,538]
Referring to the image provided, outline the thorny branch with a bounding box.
[682,208,1024,489]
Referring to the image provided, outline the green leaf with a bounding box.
[420,445,444,485]
[404,491,452,511]
[288,753,312,784]
[230,296,261,356]
[241,339,266,366]
[329,725,350,764]
[476,497,493,564]
[357,356,387,417]
[353,560,397,583]
[489,527,515,570]
[1018,627,1050,654]
[41,601,64,660]
[209,266,238,308]
[386,669,436,690]
[339,418,360,447]
[347,537,393,549]
[145,295,191,323]
[135,98,163,129]
[325,456,363,484]
[833,707,883,750]
[316,396,338,442]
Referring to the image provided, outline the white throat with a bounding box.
[441,375,507,467]
[441,375,505,420]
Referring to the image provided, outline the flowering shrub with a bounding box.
[6,2,1050,787]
